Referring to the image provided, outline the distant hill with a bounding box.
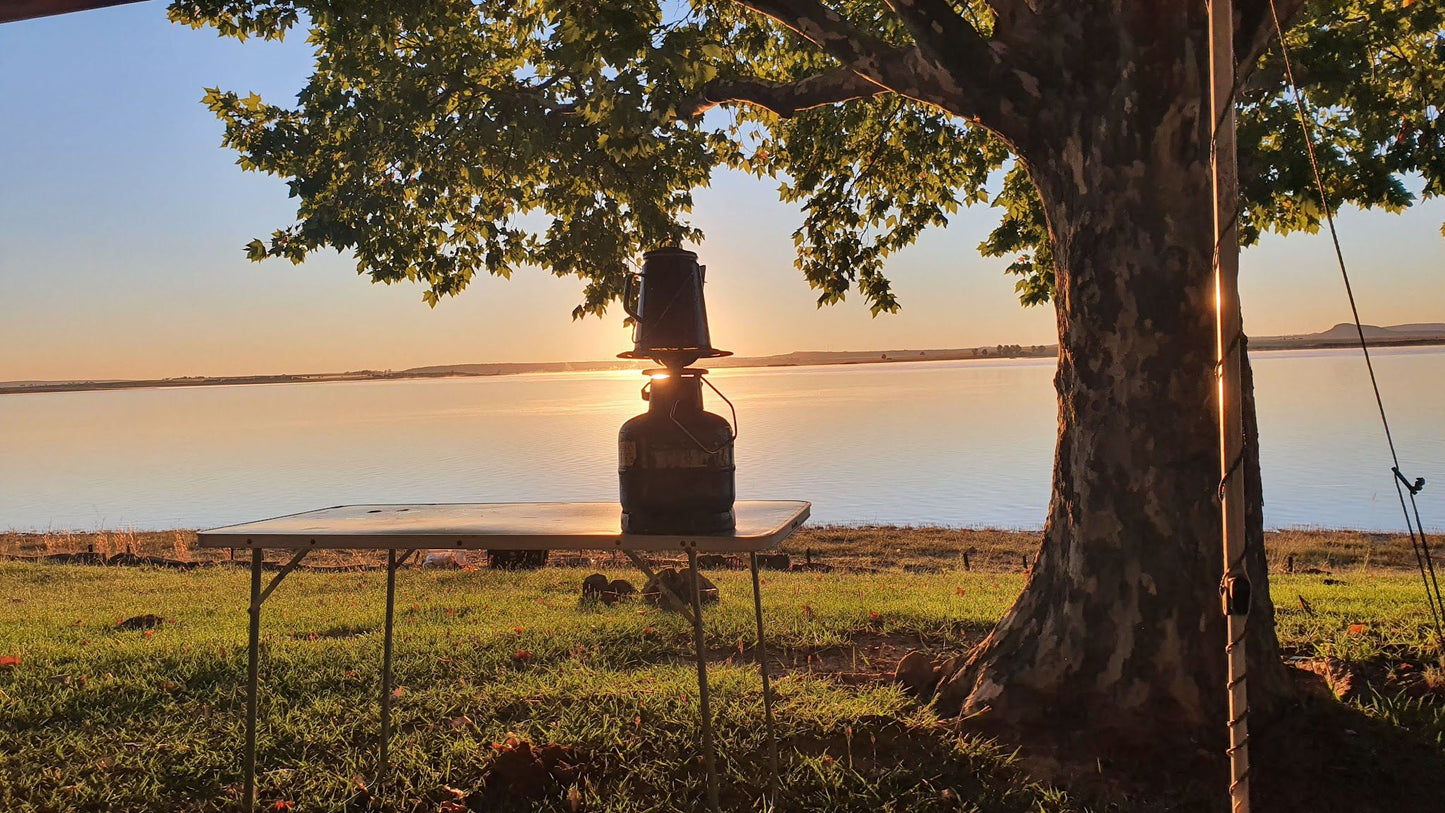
[1376,322,1445,336]
[3,323,1441,395]
[403,360,633,377]
[1254,322,1445,349]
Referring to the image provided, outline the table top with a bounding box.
[196,501,810,553]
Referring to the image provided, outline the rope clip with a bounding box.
[1393,467,1426,496]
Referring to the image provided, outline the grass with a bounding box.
[1,525,1436,573]
[1,557,1443,811]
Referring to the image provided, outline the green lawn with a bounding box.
[0,563,1440,812]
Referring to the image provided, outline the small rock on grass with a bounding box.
[895,651,942,697]
[580,573,610,601]
[471,736,588,803]
[603,579,636,605]
[117,614,165,631]
[756,552,790,570]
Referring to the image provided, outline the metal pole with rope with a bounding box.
[1208,0,1252,810]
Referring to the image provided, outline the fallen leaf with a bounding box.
[514,650,534,663]
[391,686,404,699]
[513,626,525,633]
[270,802,294,812]
[1347,624,1366,635]
[0,655,19,669]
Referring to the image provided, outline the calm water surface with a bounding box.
[2,347,1441,532]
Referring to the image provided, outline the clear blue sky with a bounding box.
[2,1,1441,382]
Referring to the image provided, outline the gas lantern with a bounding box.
[617,247,737,534]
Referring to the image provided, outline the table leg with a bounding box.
[378,548,398,792]
[688,549,721,813]
[750,552,780,801]
[244,548,262,812]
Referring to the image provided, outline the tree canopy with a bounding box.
[168,0,1443,316]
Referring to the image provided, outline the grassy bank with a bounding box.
[1,525,1433,573]
[2,556,1444,811]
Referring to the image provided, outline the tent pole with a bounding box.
[1208,1,1251,811]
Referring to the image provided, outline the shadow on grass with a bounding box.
[442,715,1069,813]
[1251,692,1445,812]
[964,675,1445,812]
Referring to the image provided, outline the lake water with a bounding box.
[2,347,1442,532]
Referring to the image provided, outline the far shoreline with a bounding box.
[4,335,1442,397]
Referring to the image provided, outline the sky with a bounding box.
[1,1,1441,382]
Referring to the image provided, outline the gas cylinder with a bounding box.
[618,369,735,534]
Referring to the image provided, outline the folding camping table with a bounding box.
[197,500,810,812]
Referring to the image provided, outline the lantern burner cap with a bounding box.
[618,348,733,360]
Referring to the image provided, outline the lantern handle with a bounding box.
[622,271,643,322]
[669,376,738,456]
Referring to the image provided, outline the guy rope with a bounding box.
[1263,0,1445,652]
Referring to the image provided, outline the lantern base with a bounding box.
[621,509,736,535]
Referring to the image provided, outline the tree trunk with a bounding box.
[936,11,1292,742]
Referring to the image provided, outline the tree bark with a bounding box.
[935,8,1292,742]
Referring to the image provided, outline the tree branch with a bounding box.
[692,69,886,118]
[1237,0,1309,77]
[734,0,1027,135]
[883,0,1027,108]
[734,0,903,76]
[884,0,984,68]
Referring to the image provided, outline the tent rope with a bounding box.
[1266,0,1445,649]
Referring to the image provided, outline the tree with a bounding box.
[170,0,1445,742]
